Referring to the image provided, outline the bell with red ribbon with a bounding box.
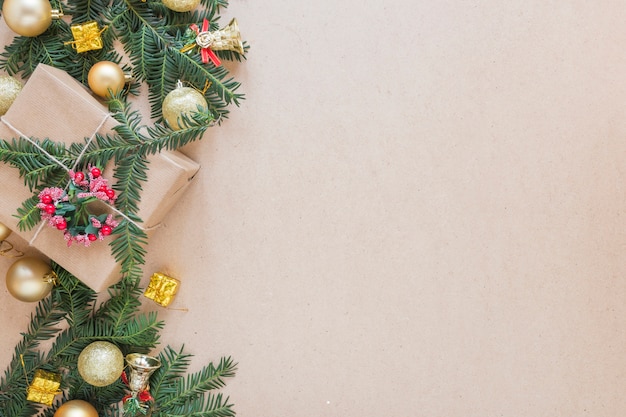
[181,18,244,67]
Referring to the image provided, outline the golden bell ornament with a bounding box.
[87,61,126,98]
[2,0,62,37]
[53,399,98,417]
[125,353,161,394]
[0,75,22,116]
[162,81,208,130]
[6,257,55,302]
[205,18,244,55]
[77,341,124,387]
[162,0,200,12]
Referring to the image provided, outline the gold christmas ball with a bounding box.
[54,400,98,417]
[162,86,208,130]
[162,0,200,12]
[2,0,52,37]
[6,257,53,302]
[0,76,22,115]
[87,61,126,98]
[77,341,124,387]
[0,222,11,241]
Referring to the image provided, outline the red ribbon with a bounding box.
[121,371,154,404]
[189,19,221,67]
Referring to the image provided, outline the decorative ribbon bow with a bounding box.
[189,18,221,67]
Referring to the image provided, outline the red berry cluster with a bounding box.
[37,167,119,247]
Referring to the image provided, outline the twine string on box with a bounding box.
[0,114,161,246]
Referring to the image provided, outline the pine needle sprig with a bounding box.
[0,138,71,191]
[53,263,96,329]
[150,346,193,396]
[164,392,236,417]
[159,356,237,409]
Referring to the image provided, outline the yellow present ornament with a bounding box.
[26,369,61,406]
[66,21,105,53]
[144,272,180,307]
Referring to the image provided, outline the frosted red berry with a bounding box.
[88,234,97,241]
[40,195,52,204]
[106,189,115,199]
[44,204,56,214]
[74,172,85,182]
[101,225,113,236]
[56,220,67,230]
[91,167,101,178]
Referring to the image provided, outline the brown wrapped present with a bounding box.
[26,369,61,406]
[0,64,200,292]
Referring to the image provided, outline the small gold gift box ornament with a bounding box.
[26,369,61,406]
[144,272,180,307]
[66,21,106,53]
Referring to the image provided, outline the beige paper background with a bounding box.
[1,1,626,416]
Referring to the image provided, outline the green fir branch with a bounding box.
[160,357,237,409]
[163,393,236,417]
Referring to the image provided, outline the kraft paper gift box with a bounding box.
[0,64,200,292]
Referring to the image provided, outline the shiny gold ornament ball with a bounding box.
[0,76,22,116]
[162,86,208,130]
[87,61,126,98]
[6,257,53,302]
[54,400,98,417]
[162,0,200,12]
[2,0,52,37]
[0,222,11,241]
[77,341,124,387]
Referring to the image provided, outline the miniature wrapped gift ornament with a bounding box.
[26,369,61,406]
[66,21,105,53]
[144,272,180,307]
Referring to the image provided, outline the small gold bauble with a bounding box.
[162,0,200,12]
[6,257,54,302]
[53,399,98,417]
[2,0,52,37]
[162,86,208,130]
[77,341,124,387]
[87,61,126,98]
[0,222,11,241]
[0,76,22,115]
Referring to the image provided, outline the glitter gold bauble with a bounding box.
[53,399,98,417]
[162,0,200,12]
[0,222,11,241]
[162,85,208,130]
[2,0,55,37]
[77,341,124,387]
[0,76,22,115]
[6,257,54,302]
[87,61,126,98]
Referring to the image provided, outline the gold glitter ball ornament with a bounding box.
[162,0,200,12]
[0,222,11,241]
[6,257,55,302]
[87,61,126,98]
[162,84,208,130]
[0,75,22,116]
[53,399,98,417]
[77,341,124,387]
[2,0,61,37]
